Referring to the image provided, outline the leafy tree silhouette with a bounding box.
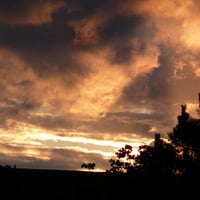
[134,134,177,176]
[107,135,176,176]
[108,144,135,173]
[81,162,96,170]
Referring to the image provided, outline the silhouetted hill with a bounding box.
[0,168,200,199]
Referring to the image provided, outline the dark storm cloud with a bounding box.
[1,97,40,116]
[66,0,111,16]
[126,45,200,107]
[0,0,45,12]
[0,0,90,81]
[0,0,64,24]
[0,1,189,114]
[0,23,74,51]
[0,0,41,17]
[0,23,82,77]
[115,36,200,134]
[170,50,200,105]
[88,112,152,135]
[24,111,156,139]
[101,15,152,64]
[27,114,74,131]
[0,101,41,129]
[0,0,170,137]
[0,0,111,24]
[0,0,155,76]
[1,0,200,172]
[147,45,174,100]
[120,44,177,102]
[114,44,187,134]
[0,0,157,118]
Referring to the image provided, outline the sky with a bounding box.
[0,0,200,172]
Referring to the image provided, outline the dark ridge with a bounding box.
[0,168,199,199]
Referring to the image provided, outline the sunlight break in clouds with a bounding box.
[0,122,149,170]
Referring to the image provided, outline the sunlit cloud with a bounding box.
[0,121,149,171]
[0,0,200,171]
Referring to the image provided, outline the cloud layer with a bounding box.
[0,0,200,171]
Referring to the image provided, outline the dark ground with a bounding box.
[0,168,200,200]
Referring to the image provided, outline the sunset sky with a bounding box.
[0,0,200,171]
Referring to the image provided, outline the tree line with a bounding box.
[83,104,200,177]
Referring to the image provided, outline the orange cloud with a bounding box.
[69,43,159,116]
[119,0,192,19]
[1,0,200,171]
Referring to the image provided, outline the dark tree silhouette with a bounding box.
[0,164,16,169]
[168,104,200,175]
[106,103,200,177]
[107,134,177,176]
[107,144,135,173]
[134,134,177,175]
[81,162,96,170]
[169,104,200,155]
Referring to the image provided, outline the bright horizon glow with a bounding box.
[0,122,151,170]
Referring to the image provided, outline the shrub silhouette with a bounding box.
[81,162,96,170]
[0,164,16,169]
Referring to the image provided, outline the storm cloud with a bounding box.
[0,0,200,171]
